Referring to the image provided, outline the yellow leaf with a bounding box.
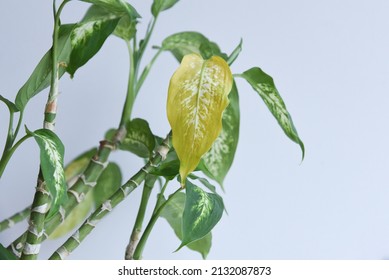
[167,53,233,187]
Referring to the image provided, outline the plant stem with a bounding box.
[0,133,31,178]
[132,187,181,260]
[20,0,69,260]
[0,206,30,232]
[49,134,171,260]
[124,175,157,260]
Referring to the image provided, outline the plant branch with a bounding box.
[0,206,30,232]
[132,186,182,260]
[124,175,157,260]
[49,133,172,260]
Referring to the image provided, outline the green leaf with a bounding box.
[167,54,233,186]
[27,128,67,218]
[79,0,140,18]
[151,0,180,17]
[188,174,216,193]
[159,192,212,259]
[93,162,122,206]
[105,118,155,158]
[15,24,75,111]
[151,159,180,180]
[0,243,17,260]
[113,13,137,41]
[67,12,120,76]
[200,81,240,187]
[0,95,19,113]
[178,180,224,251]
[227,39,243,66]
[161,32,223,62]
[236,67,305,158]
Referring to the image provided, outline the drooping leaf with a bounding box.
[151,0,180,17]
[15,24,75,111]
[200,81,240,188]
[0,243,17,260]
[177,180,223,251]
[78,0,140,18]
[105,118,155,158]
[161,32,224,62]
[159,192,212,259]
[67,13,120,76]
[27,128,67,218]
[92,162,122,206]
[236,67,305,158]
[167,53,233,186]
[0,95,19,113]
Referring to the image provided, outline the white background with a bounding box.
[1,0,389,260]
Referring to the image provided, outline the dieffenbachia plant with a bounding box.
[0,0,304,260]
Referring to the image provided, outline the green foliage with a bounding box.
[159,192,211,259]
[15,24,75,111]
[0,0,304,260]
[105,118,155,158]
[161,31,223,62]
[200,81,240,188]
[236,67,305,158]
[177,180,224,251]
[26,128,67,219]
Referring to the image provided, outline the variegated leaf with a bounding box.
[27,128,67,218]
[159,192,212,259]
[200,81,239,188]
[161,32,223,62]
[151,0,180,17]
[78,0,140,17]
[167,54,233,186]
[236,67,305,158]
[177,180,223,251]
[67,13,120,76]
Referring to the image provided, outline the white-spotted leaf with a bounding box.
[159,192,212,259]
[67,14,120,76]
[236,67,304,159]
[78,0,140,17]
[161,32,223,62]
[200,81,239,188]
[27,128,67,218]
[177,180,223,251]
[167,54,233,186]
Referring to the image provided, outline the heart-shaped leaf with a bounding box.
[167,53,233,186]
